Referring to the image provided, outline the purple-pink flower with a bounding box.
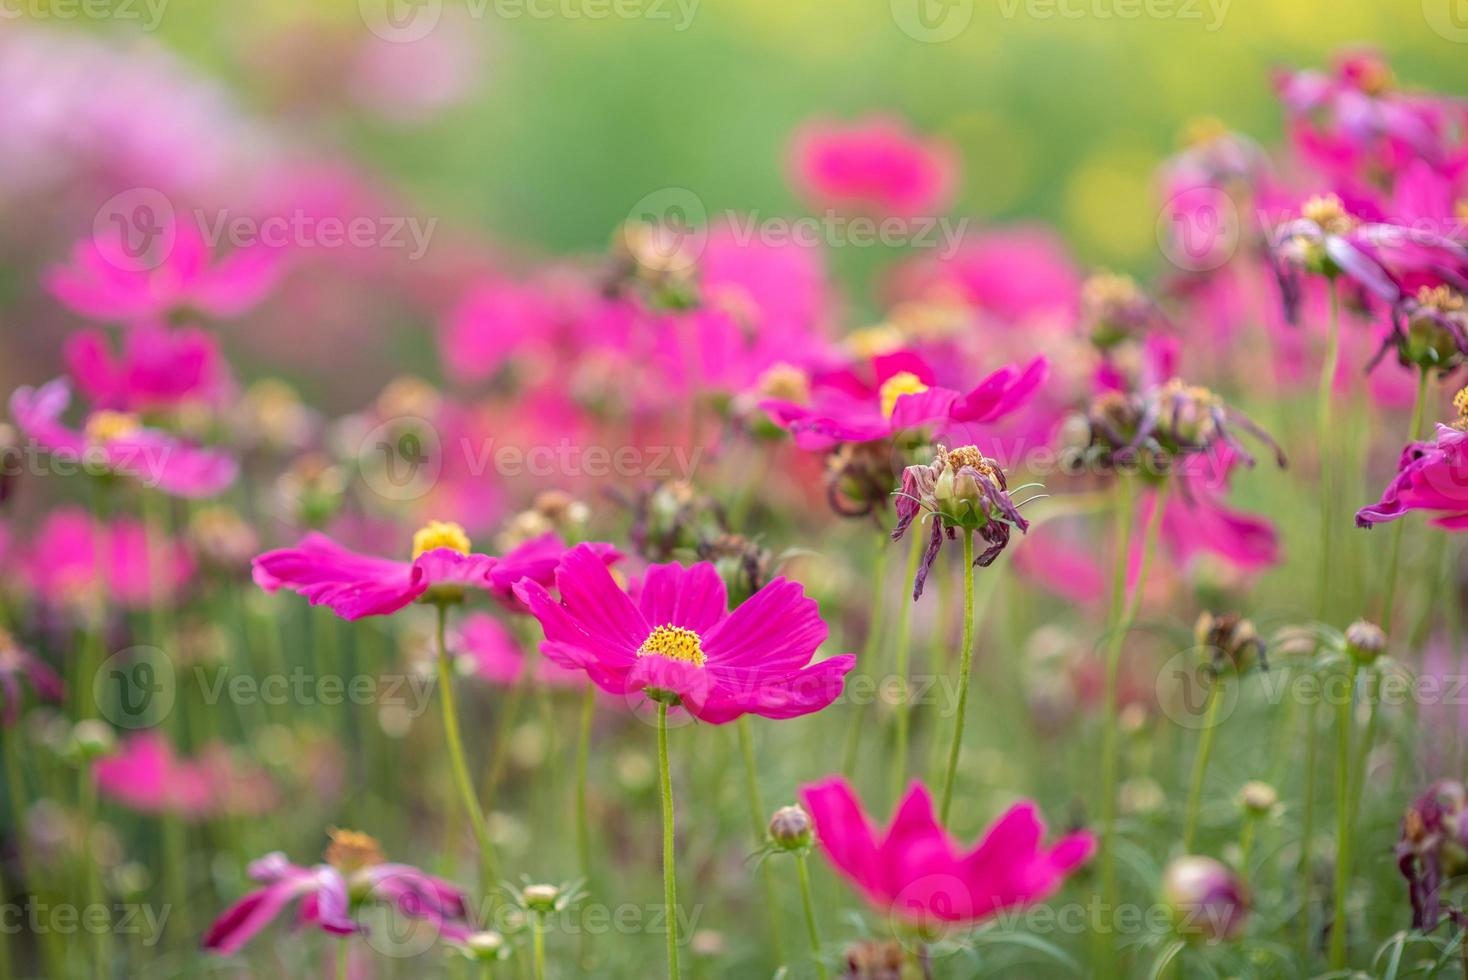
[456,612,586,689]
[514,543,855,723]
[800,777,1095,927]
[0,628,62,726]
[64,322,232,411]
[10,378,238,497]
[23,507,195,610]
[787,117,958,218]
[203,830,471,956]
[94,732,277,820]
[1358,414,1468,530]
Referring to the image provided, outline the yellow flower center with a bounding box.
[412,520,472,559]
[844,325,904,359]
[878,372,929,420]
[1419,285,1466,315]
[376,375,442,422]
[1082,272,1142,315]
[83,411,141,445]
[1456,200,1468,225]
[1301,194,1356,236]
[1454,386,1468,429]
[755,363,811,404]
[1181,116,1228,149]
[637,624,706,667]
[324,828,385,872]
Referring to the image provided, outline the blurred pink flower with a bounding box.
[204,832,471,956]
[0,629,63,727]
[94,732,277,820]
[10,379,238,497]
[787,117,958,217]
[800,777,1094,926]
[885,225,1082,323]
[1140,450,1281,578]
[1357,423,1468,529]
[45,215,282,324]
[455,612,585,689]
[64,322,233,411]
[515,544,855,723]
[24,507,194,610]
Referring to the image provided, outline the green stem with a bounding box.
[795,854,827,980]
[337,938,349,980]
[1381,367,1431,632]
[890,531,924,804]
[1347,668,1380,873]
[938,527,975,824]
[1181,676,1225,852]
[78,766,107,979]
[1316,281,1341,620]
[657,702,680,980]
[1329,658,1360,970]
[575,684,596,969]
[737,717,786,962]
[1096,476,1167,976]
[1299,696,1320,959]
[843,540,891,778]
[1239,814,1257,892]
[533,913,547,980]
[434,604,499,896]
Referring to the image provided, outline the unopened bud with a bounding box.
[1161,855,1249,942]
[70,719,116,763]
[521,883,560,913]
[1345,620,1386,665]
[1238,781,1278,816]
[768,804,813,851]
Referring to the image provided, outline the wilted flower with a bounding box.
[1161,855,1249,942]
[1357,390,1468,529]
[203,829,472,955]
[892,445,1030,599]
[1194,611,1267,675]
[1082,272,1169,351]
[1373,285,1468,373]
[0,629,62,727]
[1398,780,1468,931]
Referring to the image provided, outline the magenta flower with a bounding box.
[45,215,283,323]
[94,732,277,820]
[885,224,1081,324]
[787,116,958,217]
[514,544,855,723]
[10,378,237,498]
[64,322,232,411]
[252,521,499,620]
[0,629,62,727]
[800,777,1095,926]
[23,507,194,610]
[203,830,471,956]
[456,612,585,689]
[484,532,621,611]
[1357,418,1468,530]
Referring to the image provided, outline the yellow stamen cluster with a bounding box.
[412,520,472,559]
[943,444,998,481]
[755,363,811,405]
[1181,116,1228,149]
[878,371,929,420]
[1301,194,1357,236]
[324,828,385,872]
[1456,200,1468,225]
[83,411,141,445]
[1454,386,1468,429]
[845,325,904,359]
[1418,285,1466,315]
[1354,58,1395,97]
[376,375,442,422]
[1081,272,1142,321]
[637,624,706,667]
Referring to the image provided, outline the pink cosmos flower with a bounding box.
[787,117,958,217]
[24,507,195,610]
[884,225,1082,323]
[94,732,277,820]
[0,629,63,726]
[485,533,620,611]
[10,379,238,498]
[800,777,1094,926]
[1139,453,1281,579]
[514,544,855,723]
[456,612,585,689]
[1357,422,1468,529]
[203,830,471,956]
[761,352,1048,453]
[252,521,499,620]
[64,322,232,411]
[45,214,282,324]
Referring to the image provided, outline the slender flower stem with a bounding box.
[337,938,349,980]
[575,684,596,968]
[78,765,106,980]
[1182,676,1225,852]
[795,853,827,980]
[434,603,499,896]
[533,913,548,980]
[1381,366,1432,632]
[1329,658,1360,970]
[1239,813,1257,891]
[1347,667,1380,885]
[737,717,786,961]
[938,527,976,824]
[657,701,680,979]
[1316,281,1342,620]
[890,531,925,804]
[1096,476,1167,975]
[843,540,891,777]
[1299,697,1320,959]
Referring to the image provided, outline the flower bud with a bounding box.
[459,930,510,963]
[1238,781,1278,816]
[521,883,561,913]
[1195,611,1265,675]
[1161,855,1249,942]
[768,804,813,851]
[1344,620,1387,665]
[69,719,116,763]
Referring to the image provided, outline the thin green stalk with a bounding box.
[889,531,925,804]
[657,701,680,979]
[843,537,894,778]
[575,685,596,969]
[1182,676,1225,851]
[434,604,499,896]
[795,854,827,980]
[1347,668,1380,875]
[737,717,785,961]
[938,527,975,824]
[485,656,532,802]
[337,938,349,980]
[1381,367,1431,632]
[1329,658,1360,970]
[1299,696,1320,959]
[533,913,547,980]
[1239,814,1257,891]
[78,766,107,979]
[1316,281,1342,620]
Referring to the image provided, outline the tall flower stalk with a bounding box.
[738,717,787,961]
[939,526,976,822]
[657,700,680,980]
[1379,366,1431,632]
[435,603,500,895]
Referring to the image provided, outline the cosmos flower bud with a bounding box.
[1194,611,1266,675]
[768,804,814,851]
[69,719,116,763]
[1344,620,1387,665]
[521,883,561,913]
[460,930,509,962]
[1082,272,1161,351]
[1161,855,1249,942]
[276,453,346,529]
[189,505,259,572]
[1238,781,1278,816]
